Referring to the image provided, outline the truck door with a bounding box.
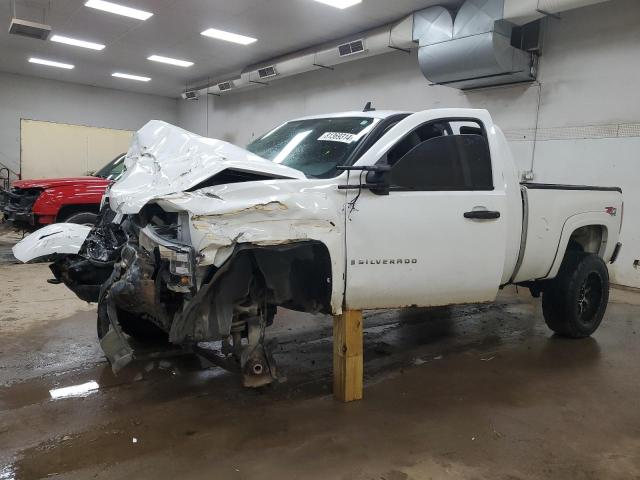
[344,116,507,310]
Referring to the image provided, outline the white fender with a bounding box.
[12,223,92,263]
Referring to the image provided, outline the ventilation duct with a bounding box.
[8,17,51,40]
[191,0,611,98]
[503,0,611,25]
[8,0,51,40]
[414,1,536,90]
[199,15,414,96]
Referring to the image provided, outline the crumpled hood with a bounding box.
[12,177,110,190]
[109,120,306,214]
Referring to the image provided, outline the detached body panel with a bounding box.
[12,223,91,262]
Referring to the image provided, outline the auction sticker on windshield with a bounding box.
[318,132,357,143]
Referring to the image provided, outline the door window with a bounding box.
[386,120,493,191]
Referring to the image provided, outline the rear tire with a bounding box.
[542,252,609,338]
[62,211,98,226]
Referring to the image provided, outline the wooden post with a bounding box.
[333,310,363,402]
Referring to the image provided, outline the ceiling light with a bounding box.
[313,0,362,8]
[50,34,105,50]
[28,57,74,69]
[85,0,153,20]
[147,55,193,67]
[200,28,257,45]
[112,72,151,82]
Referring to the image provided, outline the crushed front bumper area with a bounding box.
[0,187,40,226]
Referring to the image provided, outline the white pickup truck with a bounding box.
[14,108,623,387]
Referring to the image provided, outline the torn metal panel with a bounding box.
[109,120,306,215]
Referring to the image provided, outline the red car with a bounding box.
[0,154,125,228]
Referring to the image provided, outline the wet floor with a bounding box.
[1,256,640,479]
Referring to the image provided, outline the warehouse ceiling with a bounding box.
[0,0,463,98]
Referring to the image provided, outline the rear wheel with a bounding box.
[542,252,609,338]
[62,211,98,226]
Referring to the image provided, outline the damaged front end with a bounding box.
[1,186,41,227]
[93,202,333,387]
[14,120,340,388]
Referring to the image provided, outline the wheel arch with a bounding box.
[547,212,617,279]
[248,240,334,314]
[57,203,100,222]
[170,240,336,344]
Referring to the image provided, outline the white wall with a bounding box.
[0,71,177,176]
[177,0,640,288]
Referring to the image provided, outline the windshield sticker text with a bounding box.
[318,132,357,143]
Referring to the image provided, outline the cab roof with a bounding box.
[291,110,411,122]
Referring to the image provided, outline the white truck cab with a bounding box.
[14,108,623,387]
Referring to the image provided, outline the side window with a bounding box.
[387,120,493,191]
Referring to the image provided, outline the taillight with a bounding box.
[620,202,624,234]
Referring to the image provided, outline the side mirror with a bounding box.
[336,165,391,196]
[365,168,390,196]
[86,170,96,176]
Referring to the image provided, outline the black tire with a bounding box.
[63,211,98,226]
[542,252,609,338]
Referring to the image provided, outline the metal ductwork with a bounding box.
[503,0,611,25]
[192,0,612,98]
[198,15,415,97]
[414,1,536,90]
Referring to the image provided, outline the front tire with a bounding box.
[63,211,98,226]
[542,252,609,338]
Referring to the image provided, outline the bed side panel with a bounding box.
[512,188,622,282]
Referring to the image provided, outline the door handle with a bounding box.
[464,210,501,220]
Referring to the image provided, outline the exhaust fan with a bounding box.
[8,17,51,40]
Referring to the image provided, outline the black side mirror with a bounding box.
[365,168,390,195]
[336,165,391,196]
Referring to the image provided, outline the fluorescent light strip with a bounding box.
[51,34,105,50]
[29,57,74,69]
[147,55,193,67]
[84,0,153,20]
[313,0,362,8]
[112,72,151,82]
[200,28,257,45]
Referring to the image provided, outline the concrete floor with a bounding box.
[1,232,640,479]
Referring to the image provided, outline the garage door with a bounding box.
[20,119,134,179]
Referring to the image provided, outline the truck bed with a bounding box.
[511,183,623,284]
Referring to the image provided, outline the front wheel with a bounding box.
[62,211,98,226]
[542,252,609,338]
